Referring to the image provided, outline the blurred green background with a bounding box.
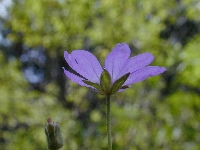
[0,0,200,149]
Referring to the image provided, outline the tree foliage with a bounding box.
[0,0,200,149]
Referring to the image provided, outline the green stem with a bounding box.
[106,95,112,150]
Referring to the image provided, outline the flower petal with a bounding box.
[105,43,131,83]
[123,66,166,86]
[118,52,154,77]
[64,50,103,83]
[62,67,90,87]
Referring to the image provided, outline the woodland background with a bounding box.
[0,0,200,149]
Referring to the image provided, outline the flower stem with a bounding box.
[106,95,112,150]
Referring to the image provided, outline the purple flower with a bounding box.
[63,43,166,95]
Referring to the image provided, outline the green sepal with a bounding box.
[110,72,130,95]
[45,126,50,148]
[100,69,112,94]
[83,80,105,95]
[54,124,63,149]
[120,85,130,89]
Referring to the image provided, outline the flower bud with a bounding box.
[45,118,63,150]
